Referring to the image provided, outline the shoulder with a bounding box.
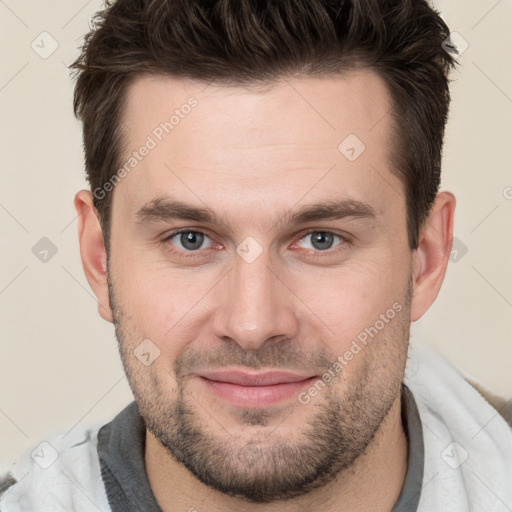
[404,340,512,508]
[0,425,110,512]
[405,340,512,431]
[465,378,512,428]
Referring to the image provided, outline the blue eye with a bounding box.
[168,231,213,251]
[298,231,344,251]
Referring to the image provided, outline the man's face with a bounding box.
[107,71,413,502]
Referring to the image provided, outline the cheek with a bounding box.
[111,260,217,357]
[288,256,408,344]
[110,224,411,358]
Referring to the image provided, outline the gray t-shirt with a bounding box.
[98,384,424,511]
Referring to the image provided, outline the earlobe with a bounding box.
[74,190,113,323]
[410,191,456,322]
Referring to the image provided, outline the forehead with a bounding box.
[115,70,401,221]
[122,70,391,146]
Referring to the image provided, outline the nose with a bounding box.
[212,248,300,351]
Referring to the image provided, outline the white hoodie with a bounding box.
[1,340,511,511]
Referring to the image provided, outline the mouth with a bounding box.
[195,369,318,408]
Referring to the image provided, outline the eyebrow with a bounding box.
[280,199,377,226]
[135,196,230,229]
[135,195,377,229]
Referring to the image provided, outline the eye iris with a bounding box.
[311,232,334,250]
[180,232,204,250]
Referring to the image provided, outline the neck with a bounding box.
[145,394,408,512]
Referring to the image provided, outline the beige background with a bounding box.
[1,0,511,471]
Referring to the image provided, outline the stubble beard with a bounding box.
[107,271,412,503]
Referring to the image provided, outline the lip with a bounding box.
[196,369,317,408]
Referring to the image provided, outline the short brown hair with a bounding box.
[70,0,456,251]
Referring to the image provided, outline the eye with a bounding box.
[296,231,345,251]
[166,230,213,251]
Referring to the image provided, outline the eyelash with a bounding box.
[162,229,351,259]
[163,229,218,259]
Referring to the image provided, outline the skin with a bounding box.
[75,70,455,511]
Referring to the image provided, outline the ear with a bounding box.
[410,191,456,322]
[74,190,113,323]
